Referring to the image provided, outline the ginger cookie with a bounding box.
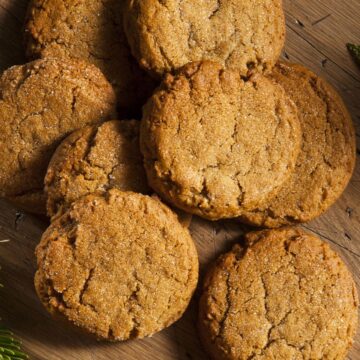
[150,194,193,228]
[123,0,285,77]
[141,61,301,220]
[35,189,199,340]
[45,121,191,226]
[25,0,156,117]
[45,120,150,219]
[238,62,356,227]
[199,227,359,360]
[0,58,116,214]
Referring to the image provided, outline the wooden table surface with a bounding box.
[0,0,359,359]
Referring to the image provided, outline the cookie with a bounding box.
[0,58,116,214]
[150,194,193,228]
[199,227,359,360]
[123,0,285,77]
[45,120,150,219]
[141,61,301,220]
[35,189,199,340]
[45,121,192,226]
[238,62,356,227]
[25,0,156,117]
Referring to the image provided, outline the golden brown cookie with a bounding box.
[141,61,301,220]
[199,227,359,360]
[238,62,356,227]
[124,0,285,77]
[35,189,199,340]
[0,58,116,214]
[25,0,156,117]
[45,120,150,219]
[150,194,192,228]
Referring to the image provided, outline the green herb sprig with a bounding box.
[347,43,360,65]
[0,326,29,360]
[0,267,29,359]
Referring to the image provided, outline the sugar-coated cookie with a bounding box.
[45,120,150,219]
[199,227,359,360]
[239,62,356,227]
[0,58,116,214]
[35,190,199,340]
[124,0,285,77]
[141,61,301,220]
[25,0,156,116]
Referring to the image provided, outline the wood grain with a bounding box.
[0,0,359,359]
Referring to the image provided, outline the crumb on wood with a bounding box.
[14,211,25,230]
[345,233,352,241]
[346,207,354,218]
[296,19,305,28]
[321,59,328,67]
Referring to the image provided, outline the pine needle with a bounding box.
[0,268,29,359]
[347,43,360,66]
[0,329,28,359]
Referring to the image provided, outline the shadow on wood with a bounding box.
[0,0,28,72]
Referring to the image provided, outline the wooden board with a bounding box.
[0,0,359,359]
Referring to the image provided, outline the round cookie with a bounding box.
[238,62,356,227]
[123,0,285,77]
[141,61,301,220]
[45,120,150,219]
[199,227,359,360]
[25,0,156,117]
[35,189,199,340]
[150,194,193,229]
[0,58,116,214]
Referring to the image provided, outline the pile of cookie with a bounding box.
[0,0,358,358]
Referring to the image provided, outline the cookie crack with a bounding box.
[71,86,80,114]
[79,267,97,312]
[260,274,275,352]
[147,23,176,69]
[13,65,37,96]
[48,127,100,215]
[215,271,232,340]
[209,0,221,19]
[254,240,304,357]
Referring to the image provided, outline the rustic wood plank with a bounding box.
[284,0,360,81]
[0,0,359,359]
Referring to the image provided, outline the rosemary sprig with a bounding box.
[0,327,29,360]
[0,322,28,359]
[0,258,29,359]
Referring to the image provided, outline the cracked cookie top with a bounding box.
[0,58,116,214]
[140,61,301,220]
[45,120,150,219]
[35,189,199,340]
[199,227,359,360]
[123,0,285,77]
[238,62,356,227]
[25,0,156,117]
